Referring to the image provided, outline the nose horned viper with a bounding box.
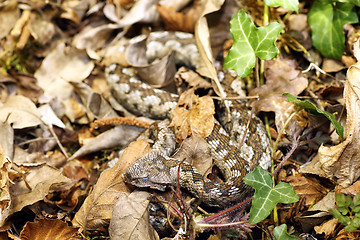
[106,31,272,207]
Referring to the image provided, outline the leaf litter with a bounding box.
[0,0,360,239]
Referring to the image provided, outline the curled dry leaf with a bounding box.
[68,125,143,161]
[19,218,79,240]
[0,95,42,129]
[170,90,215,142]
[109,191,159,240]
[314,218,338,237]
[72,139,151,231]
[0,145,12,227]
[175,67,212,90]
[70,81,119,120]
[194,0,223,78]
[0,164,71,227]
[301,58,360,187]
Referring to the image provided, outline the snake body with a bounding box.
[106,32,271,207]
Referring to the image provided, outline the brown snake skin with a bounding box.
[106,32,271,207]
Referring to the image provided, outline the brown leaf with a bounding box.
[194,0,226,99]
[0,1,20,39]
[0,95,41,129]
[19,219,79,240]
[322,59,346,73]
[72,139,151,231]
[157,2,202,33]
[68,126,143,161]
[0,144,12,225]
[249,59,308,134]
[279,172,329,207]
[170,90,215,142]
[109,191,159,240]
[300,56,360,187]
[314,218,338,237]
[175,67,212,90]
[34,42,94,101]
[0,164,72,226]
[173,135,212,176]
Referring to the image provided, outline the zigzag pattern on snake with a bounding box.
[105,32,272,207]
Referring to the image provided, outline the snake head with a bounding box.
[123,151,175,191]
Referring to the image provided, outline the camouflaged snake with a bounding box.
[105,32,272,207]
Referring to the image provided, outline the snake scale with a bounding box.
[106,32,271,207]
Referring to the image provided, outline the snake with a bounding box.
[105,32,272,207]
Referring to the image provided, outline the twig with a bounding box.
[271,134,300,177]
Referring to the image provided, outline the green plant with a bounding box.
[223,1,299,78]
[308,0,359,59]
[329,193,360,232]
[223,9,282,78]
[283,93,344,140]
[243,167,299,224]
[273,224,301,240]
[223,3,301,238]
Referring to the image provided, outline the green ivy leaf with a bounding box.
[336,0,360,6]
[264,0,299,12]
[224,9,282,78]
[273,224,301,240]
[308,0,358,59]
[243,167,299,224]
[283,93,344,140]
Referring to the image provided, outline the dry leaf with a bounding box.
[68,125,143,161]
[170,90,215,142]
[0,164,71,226]
[70,81,119,120]
[38,104,65,128]
[175,67,212,90]
[34,42,94,101]
[300,56,360,187]
[322,58,346,73]
[194,0,226,99]
[0,95,42,129]
[19,219,79,240]
[72,139,151,231]
[10,71,43,100]
[279,172,329,207]
[173,135,212,176]
[0,1,20,39]
[28,13,56,45]
[157,2,202,33]
[0,145,12,226]
[109,191,159,240]
[194,0,224,79]
[314,218,338,237]
[250,59,308,133]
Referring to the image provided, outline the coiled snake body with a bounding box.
[106,32,271,207]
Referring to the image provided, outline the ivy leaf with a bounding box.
[336,0,360,6]
[264,0,299,12]
[283,93,344,140]
[224,9,282,78]
[273,224,301,240]
[308,1,358,59]
[243,167,299,224]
